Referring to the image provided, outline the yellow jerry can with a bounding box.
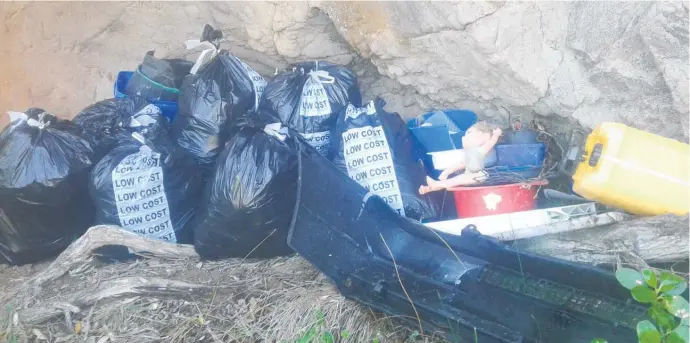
[572,122,690,216]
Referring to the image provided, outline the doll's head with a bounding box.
[462,121,496,148]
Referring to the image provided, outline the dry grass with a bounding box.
[0,251,442,343]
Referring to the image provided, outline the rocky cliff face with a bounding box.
[1,1,687,140]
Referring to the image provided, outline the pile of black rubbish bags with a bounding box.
[0,36,438,265]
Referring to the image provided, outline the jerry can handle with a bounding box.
[588,143,603,167]
[559,129,588,177]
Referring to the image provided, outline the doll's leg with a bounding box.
[419,172,488,195]
[437,149,466,180]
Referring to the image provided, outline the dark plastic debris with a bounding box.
[288,142,645,343]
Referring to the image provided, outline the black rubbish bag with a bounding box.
[172,50,267,165]
[194,121,297,259]
[73,97,135,158]
[124,51,193,107]
[72,98,169,161]
[89,129,204,244]
[124,104,171,145]
[329,99,438,221]
[74,99,169,159]
[259,61,361,156]
[0,110,94,265]
[72,98,170,161]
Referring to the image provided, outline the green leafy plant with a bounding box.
[592,268,689,343]
[293,311,357,343]
[405,329,420,342]
[295,311,334,343]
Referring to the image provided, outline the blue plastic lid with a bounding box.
[407,109,477,131]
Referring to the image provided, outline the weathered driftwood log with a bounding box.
[514,214,689,266]
[28,225,198,288]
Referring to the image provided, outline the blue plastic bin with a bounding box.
[407,109,477,177]
[407,109,477,150]
[449,131,466,148]
[409,126,455,153]
[495,143,546,168]
[416,110,476,132]
[114,71,179,122]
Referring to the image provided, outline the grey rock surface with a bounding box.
[0,1,687,140]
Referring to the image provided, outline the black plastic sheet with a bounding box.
[288,142,643,343]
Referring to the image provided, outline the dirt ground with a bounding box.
[0,261,50,295]
[0,228,423,343]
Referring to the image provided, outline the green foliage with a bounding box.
[293,311,379,343]
[295,328,317,343]
[649,306,677,332]
[596,268,690,343]
[645,270,659,289]
[669,318,689,343]
[637,320,661,343]
[663,295,690,319]
[406,330,420,342]
[616,268,645,290]
[633,286,658,304]
[294,311,335,343]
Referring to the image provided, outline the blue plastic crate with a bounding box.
[409,125,455,153]
[495,143,546,168]
[114,71,179,122]
[408,109,477,134]
[407,109,477,176]
[449,130,466,149]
